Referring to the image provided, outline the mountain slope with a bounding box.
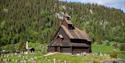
[0,0,125,46]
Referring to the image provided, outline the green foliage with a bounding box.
[17,42,26,51]
[118,51,125,58]
[92,43,120,54]
[119,43,125,51]
[110,51,118,58]
[0,0,125,47]
[1,44,16,51]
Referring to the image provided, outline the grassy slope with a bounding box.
[47,53,114,63]
[92,43,120,53]
[0,42,48,63]
[1,43,125,63]
[47,44,125,63]
[92,44,125,58]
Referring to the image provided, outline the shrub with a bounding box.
[110,50,118,58]
[119,43,125,51]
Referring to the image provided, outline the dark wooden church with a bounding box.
[48,14,92,54]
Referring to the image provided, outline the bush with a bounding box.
[119,43,125,51]
[17,42,26,51]
[110,51,118,58]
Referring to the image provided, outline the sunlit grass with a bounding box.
[92,43,120,53]
[47,53,115,63]
[0,43,125,63]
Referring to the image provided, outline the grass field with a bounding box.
[0,42,125,63]
[92,43,125,58]
[47,53,115,63]
[92,43,120,53]
[46,43,123,63]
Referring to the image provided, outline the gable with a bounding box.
[53,27,70,42]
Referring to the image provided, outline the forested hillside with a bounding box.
[0,0,125,47]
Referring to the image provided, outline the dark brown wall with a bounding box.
[48,46,61,52]
[48,47,55,52]
[72,47,90,53]
[60,47,71,53]
[48,26,92,53]
[53,27,70,43]
[48,46,91,53]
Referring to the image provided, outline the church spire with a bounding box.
[62,13,75,30]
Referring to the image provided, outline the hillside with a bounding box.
[0,0,125,47]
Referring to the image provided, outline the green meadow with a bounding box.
[0,42,125,63]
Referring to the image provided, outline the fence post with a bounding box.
[64,60,67,63]
[53,58,56,63]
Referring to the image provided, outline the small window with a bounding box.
[57,34,64,40]
[68,24,75,30]
[66,16,71,20]
[59,34,63,38]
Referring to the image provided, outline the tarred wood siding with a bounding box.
[48,47,55,52]
[48,25,92,54]
[60,47,71,53]
[48,47,61,52]
[72,47,89,53]
[53,27,70,44]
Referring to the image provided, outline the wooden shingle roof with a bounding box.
[61,25,91,42]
